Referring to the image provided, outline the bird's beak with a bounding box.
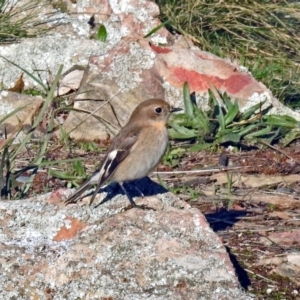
[170,107,183,113]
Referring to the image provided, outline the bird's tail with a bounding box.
[65,180,92,204]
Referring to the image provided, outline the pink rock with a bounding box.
[0,192,251,299]
[63,0,299,141]
[153,44,266,105]
[53,217,87,242]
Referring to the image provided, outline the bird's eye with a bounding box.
[155,107,162,114]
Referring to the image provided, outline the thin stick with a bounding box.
[244,268,277,283]
[258,139,300,165]
[153,166,249,175]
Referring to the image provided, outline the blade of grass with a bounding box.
[0,119,26,151]
[0,103,30,124]
[10,64,63,162]
[20,108,54,195]
[0,127,9,197]
[49,169,86,181]
[183,81,194,118]
[13,157,86,178]
[143,19,171,38]
[241,100,267,120]
[0,54,47,91]
[224,101,239,125]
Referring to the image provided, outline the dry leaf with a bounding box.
[8,73,24,93]
[56,69,84,96]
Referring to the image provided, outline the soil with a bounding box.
[9,141,300,299]
[165,146,300,299]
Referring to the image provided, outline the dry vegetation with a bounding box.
[154,0,300,107]
[153,0,300,298]
[1,0,300,298]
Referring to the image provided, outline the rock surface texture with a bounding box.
[0,183,253,299]
[0,0,299,140]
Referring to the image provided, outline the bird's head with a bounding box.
[129,99,182,125]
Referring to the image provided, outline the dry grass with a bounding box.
[154,0,300,106]
[0,0,59,43]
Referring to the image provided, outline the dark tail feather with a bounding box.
[65,181,92,204]
[89,180,104,206]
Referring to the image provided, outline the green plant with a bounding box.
[168,82,300,150]
[78,141,105,153]
[171,185,201,201]
[163,146,186,167]
[226,171,234,197]
[49,159,87,188]
[0,62,90,199]
[143,19,171,39]
[154,0,300,107]
[0,65,63,198]
[96,24,107,42]
[0,0,56,43]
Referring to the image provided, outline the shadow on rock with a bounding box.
[205,208,248,231]
[226,246,251,290]
[95,177,168,207]
[204,208,251,290]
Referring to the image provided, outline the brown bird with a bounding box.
[65,98,182,206]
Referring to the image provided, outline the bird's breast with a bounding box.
[111,126,168,182]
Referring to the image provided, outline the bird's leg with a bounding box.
[119,182,137,207]
[120,182,154,211]
[130,181,144,198]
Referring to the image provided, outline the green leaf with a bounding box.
[0,55,47,92]
[190,142,213,151]
[215,105,225,132]
[168,120,197,139]
[10,65,64,162]
[241,100,266,120]
[216,133,241,144]
[49,170,84,181]
[168,113,189,125]
[238,124,261,137]
[169,147,186,156]
[37,158,85,167]
[223,94,234,111]
[183,82,194,118]
[264,115,298,129]
[244,125,272,139]
[156,174,168,190]
[96,24,107,42]
[224,101,239,125]
[168,127,197,139]
[267,128,283,144]
[0,104,30,125]
[282,130,300,147]
[143,19,171,38]
[73,160,86,177]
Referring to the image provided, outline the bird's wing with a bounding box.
[65,125,142,205]
[95,124,142,184]
[88,125,142,205]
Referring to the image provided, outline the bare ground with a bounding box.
[14,141,300,299]
[163,145,300,299]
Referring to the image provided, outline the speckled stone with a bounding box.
[0,180,254,299]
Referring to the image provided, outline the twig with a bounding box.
[153,166,248,175]
[258,139,300,165]
[244,268,277,283]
